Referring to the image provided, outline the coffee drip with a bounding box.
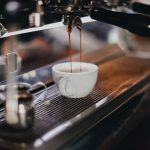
[67,26,73,73]
[79,29,82,72]
[67,26,83,73]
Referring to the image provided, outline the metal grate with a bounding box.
[0,84,111,144]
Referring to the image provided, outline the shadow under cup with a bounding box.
[52,62,99,98]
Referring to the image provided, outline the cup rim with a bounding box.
[52,62,99,75]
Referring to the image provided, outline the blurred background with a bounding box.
[0,21,115,81]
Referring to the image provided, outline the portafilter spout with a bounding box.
[63,0,83,32]
[64,14,82,32]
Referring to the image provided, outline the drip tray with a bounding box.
[0,86,109,140]
[0,55,149,150]
[0,85,111,149]
[0,79,148,150]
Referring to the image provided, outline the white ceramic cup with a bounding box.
[52,62,99,98]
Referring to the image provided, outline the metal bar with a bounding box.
[1,17,95,38]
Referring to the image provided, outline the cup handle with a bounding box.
[59,77,73,97]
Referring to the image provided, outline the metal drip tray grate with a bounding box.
[0,84,110,145]
[0,54,149,150]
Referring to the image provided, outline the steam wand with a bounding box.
[5,52,19,126]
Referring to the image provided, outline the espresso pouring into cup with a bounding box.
[52,62,98,98]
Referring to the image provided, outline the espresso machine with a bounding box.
[0,0,150,36]
[0,0,150,150]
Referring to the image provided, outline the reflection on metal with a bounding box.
[5,52,19,126]
[38,77,150,145]
[1,17,95,38]
[33,139,43,148]
[0,23,7,37]
[41,88,123,142]
[42,122,72,141]
[0,56,6,65]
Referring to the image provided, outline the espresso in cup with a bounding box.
[59,67,91,73]
[52,62,99,98]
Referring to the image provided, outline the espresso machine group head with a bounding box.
[46,0,150,36]
[0,0,150,36]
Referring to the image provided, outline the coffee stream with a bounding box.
[79,29,82,72]
[67,27,82,73]
[68,29,73,73]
